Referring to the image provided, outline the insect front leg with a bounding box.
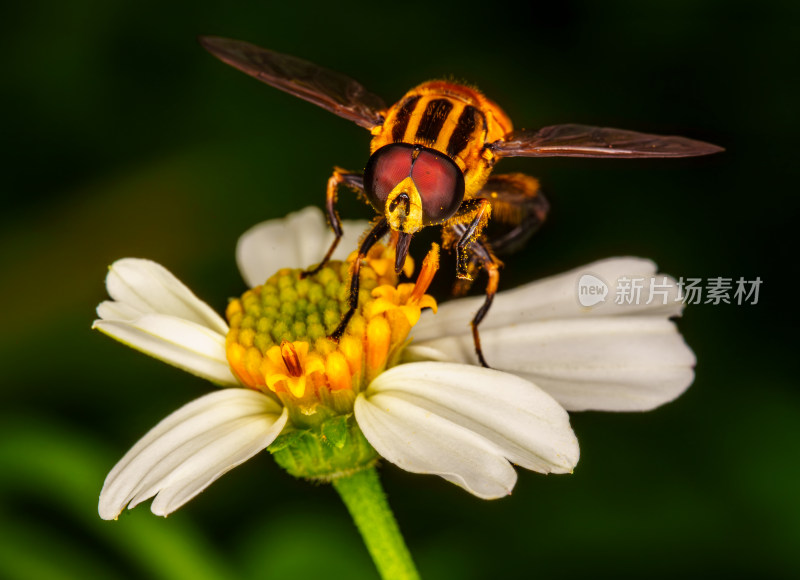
[467,238,501,369]
[452,173,548,294]
[449,173,548,367]
[446,221,502,369]
[302,168,365,278]
[450,173,550,366]
[449,198,492,282]
[329,218,390,341]
[445,198,497,368]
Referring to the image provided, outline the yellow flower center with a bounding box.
[225,242,439,421]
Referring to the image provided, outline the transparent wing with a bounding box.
[199,36,387,130]
[493,124,724,158]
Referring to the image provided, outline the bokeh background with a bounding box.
[2,1,797,578]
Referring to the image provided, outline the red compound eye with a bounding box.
[364,145,414,211]
[411,149,464,224]
[364,144,465,224]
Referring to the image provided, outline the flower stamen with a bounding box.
[281,340,304,377]
[366,316,391,380]
[410,243,439,303]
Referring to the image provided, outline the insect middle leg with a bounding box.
[302,168,364,278]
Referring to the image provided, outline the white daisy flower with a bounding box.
[93,207,691,520]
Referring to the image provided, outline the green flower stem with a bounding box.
[332,467,420,580]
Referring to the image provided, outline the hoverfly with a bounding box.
[200,36,722,367]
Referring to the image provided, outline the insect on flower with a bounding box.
[200,36,723,367]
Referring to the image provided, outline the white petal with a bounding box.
[409,317,695,412]
[354,362,578,498]
[236,206,371,287]
[356,392,517,499]
[99,389,288,519]
[96,300,141,321]
[399,344,451,363]
[93,315,238,386]
[102,258,228,335]
[413,257,684,342]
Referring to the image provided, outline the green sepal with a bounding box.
[268,414,378,481]
[321,415,349,449]
[268,429,307,453]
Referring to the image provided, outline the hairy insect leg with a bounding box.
[447,223,502,368]
[449,198,492,282]
[446,198,497,368]
[329,218,390,341]
[450,174,547,366]
[468,239,501,368]
[302,168,365,278]
[451,254,481,296]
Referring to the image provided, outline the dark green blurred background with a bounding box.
[2,1,797,578]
